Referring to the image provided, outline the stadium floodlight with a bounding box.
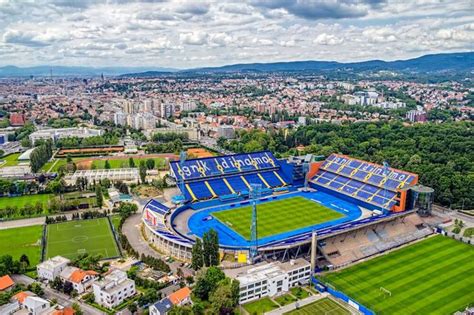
[249,183,262,263]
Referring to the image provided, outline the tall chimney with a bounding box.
[310,231,317,275]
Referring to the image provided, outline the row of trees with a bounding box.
[146,139,183,154]
[30,140,53,173]
[220,121,474,209]
[0,254,31,276]
[152,132,188,142]
[55,133,119,148]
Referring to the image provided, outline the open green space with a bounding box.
[110,215,121,232]
[45,218,120,260]
[243,297,279,315]
[274,293,297,306]
[213,196,344,239]
[93,157,166,169]
[40,160,56,172]
[0,194,52,209]
[0,225,43,267]
[321,235,474,315]
[0,153,22,167]
[285,297,350,315]
[290,287,311,300]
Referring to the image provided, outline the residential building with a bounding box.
[224,258,311,304]
[160,103,175,118]
[406,110,427,122]
[149,298,173,315]
[168,287,192,306]
[37,256,71,282]
[60,266,98,294]
[0,299,19,315]
[217,125,235,139]
[14,291,51,315]
[10,113,25,126]
[0,275,15,291]
[92,270,136,308]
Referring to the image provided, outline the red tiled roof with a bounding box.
[0,275,14,291]
[168,287,191,305]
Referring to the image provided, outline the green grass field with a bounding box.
[243,297,279,314]
[290,287,312,300]
[0,225,43,266]
[0,153,22,167]
[93,157,165,169]
[110,215,121,232]
[212,197,344,239]
[321,235,474,315]
[45,218,120,260]
[285,298,350,315]
[275,293,297,306]
[0,194,52,209]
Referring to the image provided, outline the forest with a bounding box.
[219,121,473,209]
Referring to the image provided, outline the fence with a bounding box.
[437,228,473,246]
[311,277,375,315]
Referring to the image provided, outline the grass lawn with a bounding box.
[93,157,165,169]
[285,298,350,315]
[0,194,52,209]
[0,225,43,266]
[110,215,121,232]
[463,227,474,238]
[290,287,311,300]
[243,297,279,315]
[50,158,86,172]
[40,160,56,172]
[212,196,345,239]
[274,293,297,306]
[0,153,22,167]
[45,218,120,260]
[321,235,474,315]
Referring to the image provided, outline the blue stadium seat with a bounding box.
[207,178,232,196]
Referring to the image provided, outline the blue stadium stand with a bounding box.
[169,151,291,202]
[312,154,416,210]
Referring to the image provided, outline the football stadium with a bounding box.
[141,151,435,267]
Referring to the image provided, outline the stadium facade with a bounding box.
[141,151,433,266]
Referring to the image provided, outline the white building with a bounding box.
[14,292,51,315]
[37,256,71,282]
[60,266,98,294]
[29,127,104,144]
[93,270,136,308]
[160,103,175,118]
[224,258,311,304]
[217,125,235,139]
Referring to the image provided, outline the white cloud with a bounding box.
[313,33,343,45]
[179,31,208,45]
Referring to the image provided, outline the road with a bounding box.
[121,212,191,274]
[12,274,105,315]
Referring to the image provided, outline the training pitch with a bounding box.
[0,225,43,266]
[285,297,350,315]
[45,218,120,260]
[212,196,344,239]
[321,235,474,314]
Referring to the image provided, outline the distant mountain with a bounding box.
[189,52,473,73]
[0,66,177,77]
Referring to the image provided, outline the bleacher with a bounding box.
[170,151,290,202]
[312,154,417,210]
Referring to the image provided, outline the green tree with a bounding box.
[129,157,135,168]
[203,229,219,267]
[139,160,147,183]
[191,238,204,270]
[146,158,155,170]
[104,160,111,169]
[95,184,103,208]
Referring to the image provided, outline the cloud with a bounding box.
[2,29,66,47]
[179,32,208,45]
[250,0,386,20]
[313,33,343,45]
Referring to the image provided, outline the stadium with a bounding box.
[141,151,434,266]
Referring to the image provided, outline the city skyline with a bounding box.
[0,0,472,68]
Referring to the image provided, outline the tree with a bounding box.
[104,160,111,169]
[72,302,83,315]
[193,266,225,301]
[128,303,138,314]
[129,157,135,168]
[95,184,103,208]
[19,254,30,267]
[191,238,204,270]
[202,229,219,267]
[146,158,155,170]
[209,278,239,315]
[63,281,74,295]
[139,160,147,183]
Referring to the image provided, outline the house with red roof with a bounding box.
[0,275,15,291]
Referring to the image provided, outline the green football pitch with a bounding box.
[0,225,43,266]
[321,235,474,315]
[45,218,120,260]
[285,297,350,315]
[212,196,345,239]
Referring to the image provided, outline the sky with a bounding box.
[0,0,472,69]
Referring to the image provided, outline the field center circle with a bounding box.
[72,235,88,243]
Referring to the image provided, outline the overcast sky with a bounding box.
[0,0,472,68]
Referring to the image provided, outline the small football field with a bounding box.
[45,217,120,260]
[285,297,350,315]
[321,235,474,315]
[0,225,43,266]
[212,196,345,239]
